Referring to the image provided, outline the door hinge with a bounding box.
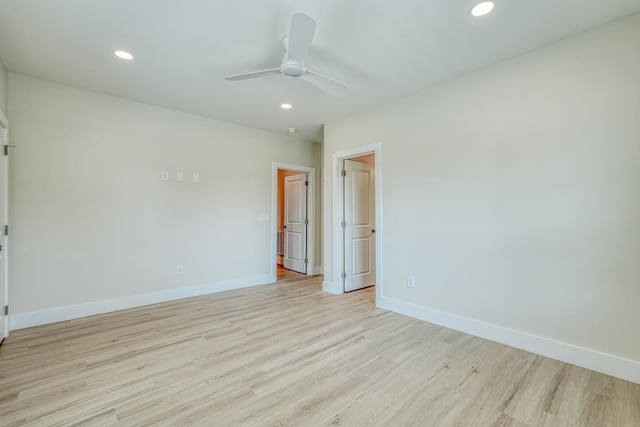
[304,258,308,264]
[3,305,7,316]
[305,219,309,225]
[341,221,346,228]
[305,180,309,186]
[3,225,7,236]
[341,272,346,279]
[341,170,346,177]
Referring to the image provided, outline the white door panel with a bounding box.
[284,173,307,274]
[0,129,7,341]
[344,160,375,292]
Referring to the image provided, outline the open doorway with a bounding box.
[271,162,317,282]
[329,143,382,302]
[279,170,307,276]
[342,154,375,292]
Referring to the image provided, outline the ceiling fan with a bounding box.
[224,13,349,95]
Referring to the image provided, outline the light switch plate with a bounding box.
[407,276,415,288]
[161,171,169,181]
[177,172,184,182]
[259,213,269,222]
[193,173,200,184]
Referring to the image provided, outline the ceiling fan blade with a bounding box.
[301,69,349,94]
[225,68,280,81]
[287,13,316,62]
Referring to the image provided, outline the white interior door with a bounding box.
[343,159,375,292]
[283,173,308,274]
[0,125,7,342]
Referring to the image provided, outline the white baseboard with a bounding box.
[322,280,341,294]
[10,273,276,331]
[378,296,640,385]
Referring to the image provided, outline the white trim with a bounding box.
[10,273,275,330]
[330,143,383,304]
[379,296,640,385]
[322,280,341,294]
[313,266,323,275]
[271,162,317,277]
[0,110,8,339]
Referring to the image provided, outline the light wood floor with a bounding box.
[1,272,639,426]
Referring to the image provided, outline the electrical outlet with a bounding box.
[176,172,184,182]
[192,173,200,184]
[176,265,184,276]
[407,276,415,288]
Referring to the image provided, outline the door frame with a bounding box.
[0,109,9,340]
[271,162,317,279]
[330,143,382,303]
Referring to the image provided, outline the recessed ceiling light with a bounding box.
[287,128,297,134]
[281,103,292,109]
[114,50,134,60]
[470,1,495,17]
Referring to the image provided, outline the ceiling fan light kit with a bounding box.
[225,13,349,95]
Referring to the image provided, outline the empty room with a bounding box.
[0,1,639,425]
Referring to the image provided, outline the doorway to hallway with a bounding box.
[328,143,382,302]
[271,162,317,282]
[342,154,375,292]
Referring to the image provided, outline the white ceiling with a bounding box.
[1,1,639,142]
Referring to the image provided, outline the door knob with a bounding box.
[372,229,376,233]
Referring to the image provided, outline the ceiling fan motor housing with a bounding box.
[281,61,305,77]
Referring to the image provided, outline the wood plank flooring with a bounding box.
[1,271,639,426]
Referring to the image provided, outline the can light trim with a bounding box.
[470,2,495,17]
[114,50,134,60]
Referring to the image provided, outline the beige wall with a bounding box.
[324,13,640,363]
[0,57,7,117]
[8,74,321,316]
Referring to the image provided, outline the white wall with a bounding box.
[8,74,321,321]
[324,13,640,379]
[0,57,8,117]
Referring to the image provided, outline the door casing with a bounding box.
[271,162,317,281]
[329,143,383,304]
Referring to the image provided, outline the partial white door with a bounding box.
[0,125,7,341]
[283,173,308,274]
[343,160,375,292]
